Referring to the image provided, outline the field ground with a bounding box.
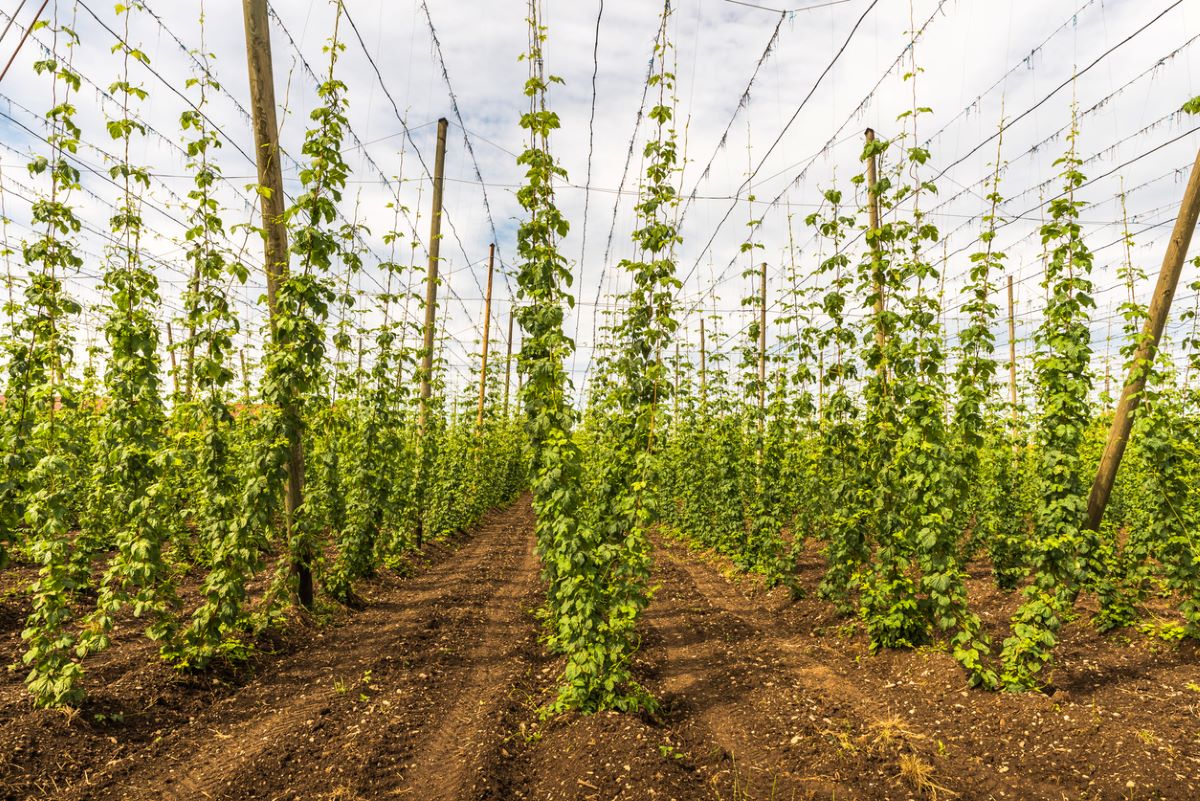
[1,497,1198,801]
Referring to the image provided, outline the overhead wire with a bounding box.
[929,0,1185,184]
[416,0,513,297]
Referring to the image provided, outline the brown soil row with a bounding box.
[2,500,1197,801]
[1,499,546,801]
[636,535,1200,800]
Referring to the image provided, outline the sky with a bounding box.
[0,0,1197,402]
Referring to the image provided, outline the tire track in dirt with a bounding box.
[647,537,1065,801]
[51,496,541,801]
[395,499,541,800]
[643,545,858,800]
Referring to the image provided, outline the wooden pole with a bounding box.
[1007,275,1018,424]
[654,347,663,429]
[242,0,311,608]
[239,348,250,404]
[184,257,201,402]
[699,316,707,406]
[937,241,947,330]
[818,349,825,418]
[415,117,448,547]
[673,341,680,418]
[758,261,767,416]
[0,0,30,50]
[0,0,49,86]
[242,0,286,318]
[418,117,449,436]
[476,243,495,430]
[504,306,514,416]
[1086,146,1200,531]
[866,128,886,377]
[165,322,179,398]
[1104,316,1113,401]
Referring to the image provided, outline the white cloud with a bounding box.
[0,0,1196,398]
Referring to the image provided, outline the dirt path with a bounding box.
[40,497,542,801]
[642,543,945,800]
[3,503,1196,801]
[643,535,1200,801]
[642,549,845,798]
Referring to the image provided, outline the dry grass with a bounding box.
[896,753,958,801]
[867,714,921,751]
[324,786,371,801]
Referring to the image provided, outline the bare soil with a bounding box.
[1,499,1196,801]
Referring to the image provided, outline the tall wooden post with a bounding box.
[165,322,179,398]
[504,306,514,416]
[1104,317,1113,400]
[866,128,886,376]
[185,261,201,402]
[699,316,707,406]
[654,347,663,432]
[239,348,250,404]
[0,1,29,51]
[817,349,825,418]
[242,0,286,315]
[415,117,448,547]
[476,243,495,430]
[1086,146,1200,531]
[243,0,310,608]
[673,341,680,418]
[758,261,767,416]
[937,241,948,329]
[0,0,49,86]
[419,117,449,436]
[1007,275,1018,423]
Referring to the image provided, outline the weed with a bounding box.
[897,753,957,800]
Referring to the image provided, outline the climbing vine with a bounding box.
[18,12,87,707]
[79,0,178,661]
[1000,121,1096,691]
